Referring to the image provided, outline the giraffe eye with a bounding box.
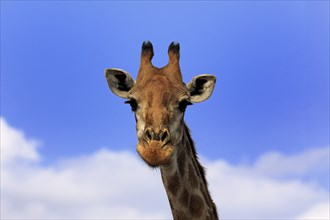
[178,100,192,112]
[125,99,138,111]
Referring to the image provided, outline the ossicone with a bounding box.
[140,41,154,68]
[168,41,180,65]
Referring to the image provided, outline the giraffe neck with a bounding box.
[160,123,218,220]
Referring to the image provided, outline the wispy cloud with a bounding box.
[204,152,329,219]
[1,117,329,219]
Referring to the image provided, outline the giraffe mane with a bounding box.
[183,122,219,219]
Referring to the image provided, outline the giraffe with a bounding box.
[105,41,218,220]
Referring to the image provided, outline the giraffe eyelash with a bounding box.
[125,99,138,111]
[178,100,192,112]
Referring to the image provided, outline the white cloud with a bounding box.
[1,118,40,164]
[1,117,329,219]
[1,118,170,219]
[253,147,330,186]
[204,159,329,219]
[296,202,330,220]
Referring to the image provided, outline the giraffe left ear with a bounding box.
[105,68,135,99]
[186,74,216,103]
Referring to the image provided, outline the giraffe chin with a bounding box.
[137,140,174,167]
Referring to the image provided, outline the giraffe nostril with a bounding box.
[143,128,153,143]
[147,131,152,141]
[143,127,170,145]
[160,129,170,145]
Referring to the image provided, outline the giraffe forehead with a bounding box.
[132,74,187,103]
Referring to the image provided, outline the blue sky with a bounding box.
[1,1,329,219]
[1,1,328,164]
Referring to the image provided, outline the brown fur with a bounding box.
[105,42,218,219]
[184,124,219,219]
[190,194,204,217]
[167,172,180,195]
[137,141,173,167]
[133,43,219,219]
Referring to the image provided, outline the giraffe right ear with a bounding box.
[186,74,216,103]
[105,68,135,99]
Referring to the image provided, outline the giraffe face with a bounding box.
[127,73,189,167]
[105,42,216,167]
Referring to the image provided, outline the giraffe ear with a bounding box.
[105,68,135,99]
[186,74,216,103]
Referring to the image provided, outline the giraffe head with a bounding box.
[105,41,216,167]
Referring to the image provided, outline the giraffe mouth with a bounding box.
[136,140,174,167]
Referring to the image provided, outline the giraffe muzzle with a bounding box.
[137,127,174,167]
[143,127,171,146]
